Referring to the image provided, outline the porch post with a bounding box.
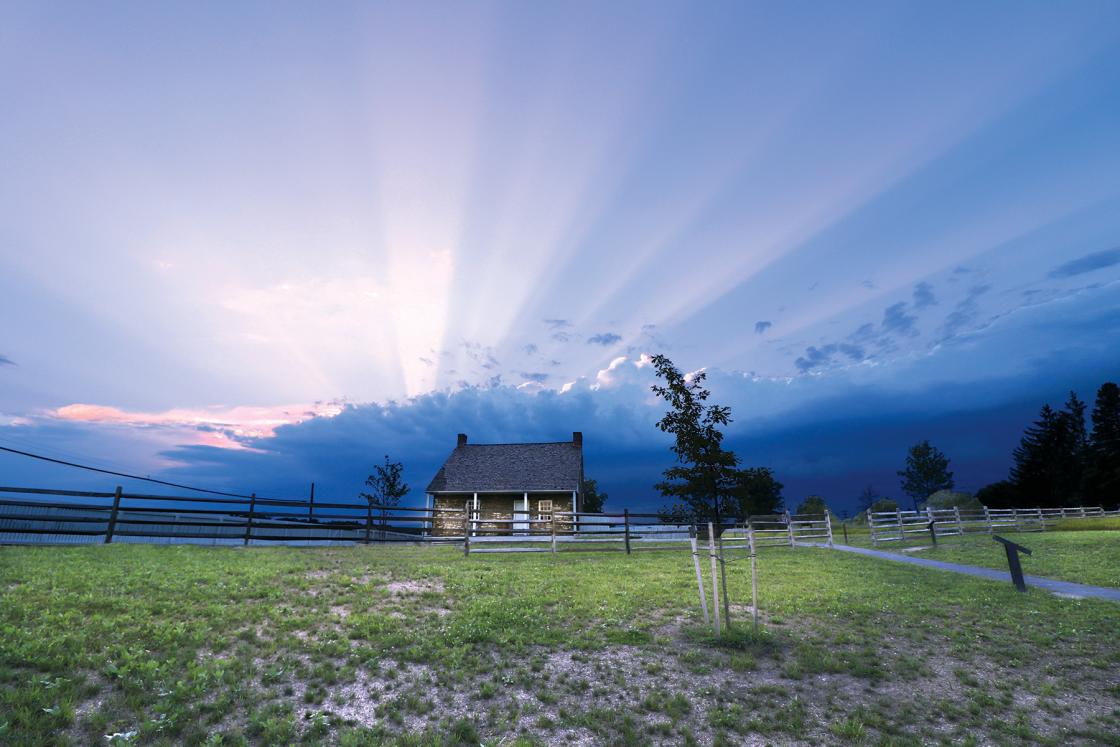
[472,492,478,536]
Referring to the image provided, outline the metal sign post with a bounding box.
[992,535,1032,592]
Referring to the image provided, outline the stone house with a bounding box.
[426,432,584,536]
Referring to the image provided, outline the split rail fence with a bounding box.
[868,505,1119,546]
[0,485,836,555]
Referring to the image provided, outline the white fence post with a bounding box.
[954,506,963,535]
[824,511,833,547]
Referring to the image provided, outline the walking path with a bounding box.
[807,542,1120,602]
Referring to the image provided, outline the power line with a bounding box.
[0,444,264,499]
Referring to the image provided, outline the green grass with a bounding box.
[874,530,1120,588]
[2,542,1119,745]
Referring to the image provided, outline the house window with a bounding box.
[537,499,553,522]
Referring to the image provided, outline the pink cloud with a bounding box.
[51,402,344,449]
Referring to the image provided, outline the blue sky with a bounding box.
[2,1,1119,513]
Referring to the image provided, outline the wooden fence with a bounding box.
[868,505,1120,546]
[0,485,835,554]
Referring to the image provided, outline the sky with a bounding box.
[2,1,1119,514]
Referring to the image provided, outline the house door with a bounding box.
[513,495,529,534]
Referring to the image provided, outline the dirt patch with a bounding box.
[383,579,444,595]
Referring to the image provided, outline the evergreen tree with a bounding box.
[897,440,954,509]
[1010,403,1082,507]
[1088,382,1120,507]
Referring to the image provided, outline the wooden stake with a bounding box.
[104,485,122,544]
[623,508,631,555]
[718,533,731,626]
[707,522,721,636]
[689,525,709,625]
[243,493,256,546]
[748,524,759,634]
[550,513,557,555]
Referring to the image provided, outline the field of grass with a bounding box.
[2,542,1119,745]
[901,530,1120,589]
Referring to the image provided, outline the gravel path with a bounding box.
[806,542,1120,602]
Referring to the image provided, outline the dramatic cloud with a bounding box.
[913,282,937,309]
[754,321,772,334]
[941,284,992,339]
[586,333,623,346]
[50,402,343,449]
[881,302,918,337]
[794,343,866,373]
[1047,247,1120,278]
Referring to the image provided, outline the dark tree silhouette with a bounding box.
[856,484,880,513]
[796,495,828,516]
[1011,403,1084,507]
[581,478,608,513]
[897,440,954,509]
[727,467,784,518]
[650,354,745,531]
[360,455,410,536]
[1088,382,1120,507]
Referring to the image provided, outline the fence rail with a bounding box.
[0,485,839,554]
[867,505,1119,546]
[7,484,1112,554]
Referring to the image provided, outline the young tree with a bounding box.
[581,478,608,513]
[360,455,410,536]
[1088,382,1120,507]
[897,441,954,509]
[650,354,740,530]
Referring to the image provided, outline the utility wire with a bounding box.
[0,444,264,499]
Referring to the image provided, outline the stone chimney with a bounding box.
[457,433,468,447]
[572,431,582,447]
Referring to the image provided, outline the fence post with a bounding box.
[984,505,992,534]
[870,513,878,547]
[243,493,256,546]
[364,504,372,543]
[550,513,557,555]
[896,510,904,541]
[786,511,796,548]
[1014,508,1022,532]
[824,511,833,547]
[104,485,123,544]
[707,522,721,636]
[623,508,631,555]
[463,501,471,557]
[954,506,963,535]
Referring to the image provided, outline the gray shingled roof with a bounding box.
[426,441,582,492]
